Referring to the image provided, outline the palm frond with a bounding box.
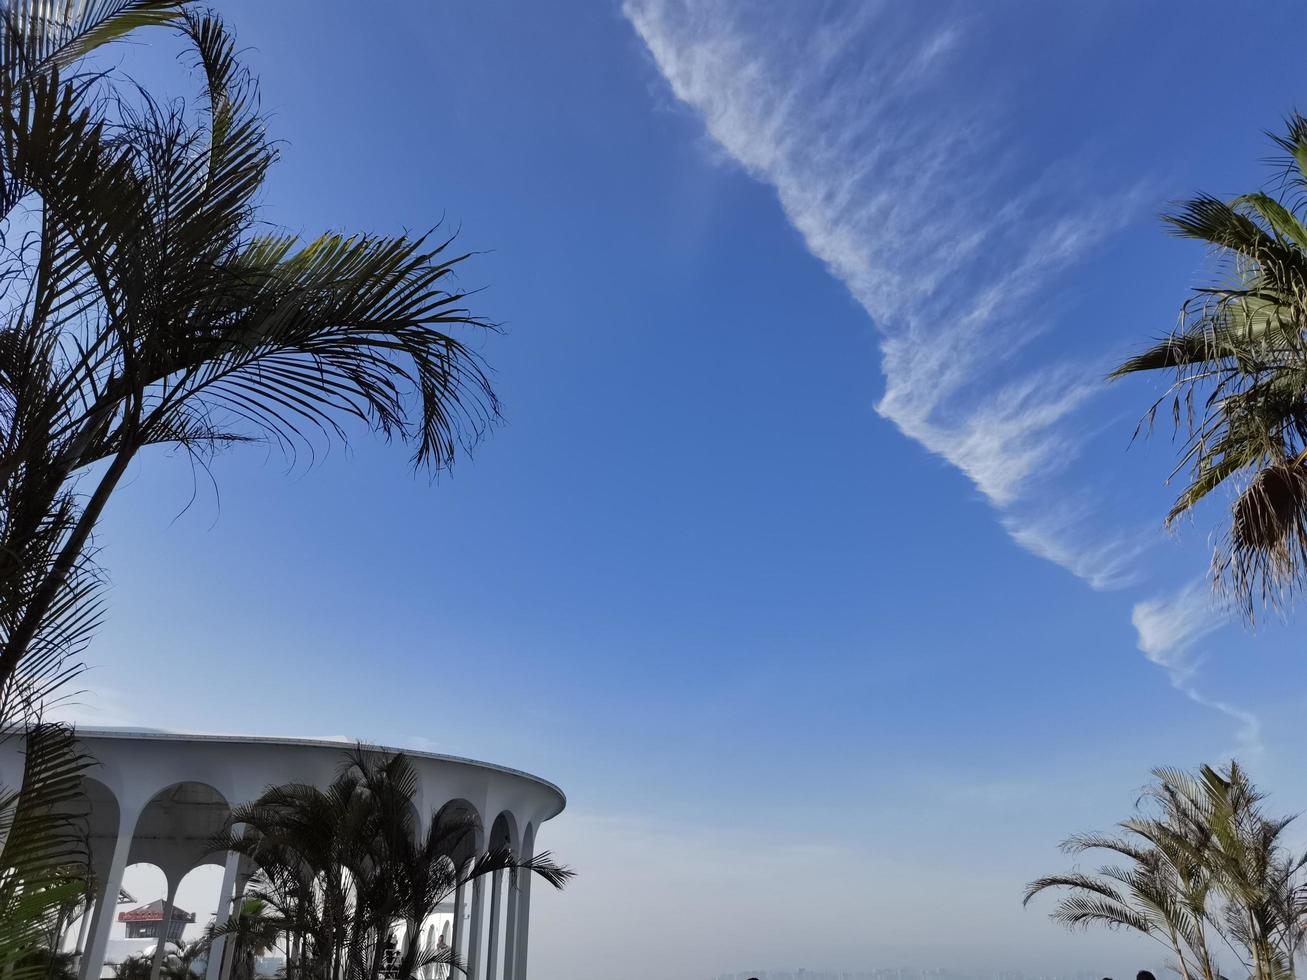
[1111,115,1307,620]
[0,1,185,85]
[0,723,92,980]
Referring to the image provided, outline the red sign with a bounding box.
[118,908,195,923]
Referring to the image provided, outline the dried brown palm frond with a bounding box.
[1113,112,1307,622]
[1230,460,1307,554]
[1219,458,1307,618]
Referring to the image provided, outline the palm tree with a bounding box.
[1026,762,1307,980]
[160,939,207,980]
[1024,836,1217,980]
[215,747,572,980]
[204,899,279,980]
[1112,113,1307,620]
[0,723,94,980]
[390,810,570,980]
[0,1,501,706]
[113,957,152,980]
[14,948,77,980]
[1153,763,1307,979]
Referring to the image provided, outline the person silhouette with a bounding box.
[1138,972,1157,980]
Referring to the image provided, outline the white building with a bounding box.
[0,728,566,980]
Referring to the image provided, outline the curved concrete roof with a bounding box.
[75,726,567,808]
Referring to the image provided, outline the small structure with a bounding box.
[117,900,196,942]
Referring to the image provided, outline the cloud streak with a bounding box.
[623,0,1136,579]
[1131,582,1261,758]
[624,0,1254,750]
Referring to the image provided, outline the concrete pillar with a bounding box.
[449,880,465,977]
[72,897,94,956]
[288,931,301,980]
[148,878,180,980]
[79,805,139,980]
[512,867,532,980]
[204,852,241,980]
[466,876,485,980]
[485,870,503,980]
[502,871,518,980]
[217,875,248,980]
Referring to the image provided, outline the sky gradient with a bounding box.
[68,2,1307,976]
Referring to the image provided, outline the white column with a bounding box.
[450,881,465,980]
[217,873,248,980]
[148,878,179,980]
[485,870,503,980]
[72,897,94,956]
[466,876,485,980]
[512,869,532,980]
[79,806,139,980]
[204,852,241,980]
[502,872,518,980]
[449,881,464,964]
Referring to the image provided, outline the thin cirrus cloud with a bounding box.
[622,0,1258,744]
[1131,582,1261,757]
[622,0,1139,583]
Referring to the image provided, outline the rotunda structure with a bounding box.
[0,728,565,980]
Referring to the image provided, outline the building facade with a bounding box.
[0,729,566,980]
[117,900,195,942]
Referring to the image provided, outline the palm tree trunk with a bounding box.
[1191,917,1217,980]
[367,934,385,980]
[0,426,136,694]
[397,916,424,980]
[1166,926,1194,980]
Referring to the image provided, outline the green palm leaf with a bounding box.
[0,7,501,701]
[1113,112,1307,620]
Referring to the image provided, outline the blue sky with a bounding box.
[71,1,1307,976]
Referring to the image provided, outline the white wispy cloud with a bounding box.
[1132,581,1224,680]
[1131,582,1261,757]
[623,0,1258,751]
[623,0,1135,581]
[1002,505,1150,591]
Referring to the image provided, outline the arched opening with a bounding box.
[111,782,232,978]
[129,781,231,879]
[429,800,482,977]
[431,798,483,862]
[172,861,226,936]
[488,811,517,854]
[113,862,168,970]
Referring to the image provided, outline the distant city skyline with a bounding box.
[714,972,1147,980]
[716,972,1132,980]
